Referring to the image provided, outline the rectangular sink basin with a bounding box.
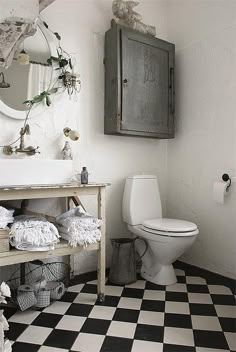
[0,160,73,187]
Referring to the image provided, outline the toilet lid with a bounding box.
[143,218,198,233]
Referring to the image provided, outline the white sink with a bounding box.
[0,160,74,187]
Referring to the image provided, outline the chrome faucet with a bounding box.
[3,124,40,156]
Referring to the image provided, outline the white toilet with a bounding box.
[122,175,199,285]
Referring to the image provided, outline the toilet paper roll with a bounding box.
[34,289,50,308]
[32,275,47,291]
[17,284,34,293]
[213,181,229,204]
[17,291,37,311]
[45,281,65,300]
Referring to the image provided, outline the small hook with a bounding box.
[222,173,231,191]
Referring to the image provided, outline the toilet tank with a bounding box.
[122,175,162,225]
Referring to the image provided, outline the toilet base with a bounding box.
[141,264,177,286]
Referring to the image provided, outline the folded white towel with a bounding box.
[56,206,87,221]
[15,243,56,251]
[57,207,102,228]
[0,206,14,229]
[56,206,102,227]
[58,223,101,247]
[0,220,12,229]
[0,206,14,218]
[56,206,102,247]
[10,215,60,251]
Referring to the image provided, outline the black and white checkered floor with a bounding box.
[4,268,236,352]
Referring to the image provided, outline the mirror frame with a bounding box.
[0,19,57,120]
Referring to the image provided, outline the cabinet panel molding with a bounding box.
[104,24,175,139]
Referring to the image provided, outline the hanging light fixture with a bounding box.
[63,72,81,97]
[63,127,80,141]
[17,49,30,65]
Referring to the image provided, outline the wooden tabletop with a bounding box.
[0,182,110,191]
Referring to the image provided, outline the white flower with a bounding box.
[0,282,11,298]
[0,311,9,330]
[0,295,7,304]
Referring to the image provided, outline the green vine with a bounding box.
[0,20,80,152]
[23,20,80,108]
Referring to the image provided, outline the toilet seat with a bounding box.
[142,218,198,237]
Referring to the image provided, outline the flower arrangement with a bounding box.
[0,282,11,352]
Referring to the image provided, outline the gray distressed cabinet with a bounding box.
[104,23,175,138]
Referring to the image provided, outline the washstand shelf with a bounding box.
[0,182,109,303]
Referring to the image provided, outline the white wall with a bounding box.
[0,0,169,277]
[0,0,39,22]
[165,0,236,279]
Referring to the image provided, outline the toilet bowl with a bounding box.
[122,175,199,285]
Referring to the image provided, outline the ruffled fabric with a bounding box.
[10,215,60,251]
[0,206,14,229]
[56,206,102,247]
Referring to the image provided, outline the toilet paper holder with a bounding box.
[222,173,232,191]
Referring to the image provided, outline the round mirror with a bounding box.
[0,20,57,119]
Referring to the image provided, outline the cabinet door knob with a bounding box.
[123,78,128,87]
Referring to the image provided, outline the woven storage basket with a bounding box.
[34,289,51,308]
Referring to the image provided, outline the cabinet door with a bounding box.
[120,29,174,137]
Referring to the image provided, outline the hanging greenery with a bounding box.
[0,19,81,154]
[23,20,81,108]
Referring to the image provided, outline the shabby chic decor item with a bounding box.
[109,237,147,285]
[0,207,14,229]
[0,183,107,303]
[0,0,55,68]
[0,18,37,68]
[0,19,53,117]
[3,124,40,156]
[61,127,80,160]
[61,141,73,160]
[0,282,11,352]
[7,261,68,311]
[112,0,156,36]
[24,20,81,107]
[63,127,80,141]
[16,49,30,65]
[56,206,102,247]
[1,19,81,156]
[9,215,60,251]
[81,167,89,184]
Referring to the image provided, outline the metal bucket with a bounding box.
[109,237,147,285]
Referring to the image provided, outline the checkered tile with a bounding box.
[5,267,236,352]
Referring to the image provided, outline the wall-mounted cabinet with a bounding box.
[104,23,175,139]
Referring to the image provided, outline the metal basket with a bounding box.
[7,260,69,310]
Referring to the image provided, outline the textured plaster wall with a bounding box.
[0,0,169,278]
[0,0,39,22]
[165,0,236,279]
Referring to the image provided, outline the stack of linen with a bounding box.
[9,215,60,251]
[56,206,102,247]
[0,206,14,229]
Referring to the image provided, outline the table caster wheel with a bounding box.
[98,293,105,303]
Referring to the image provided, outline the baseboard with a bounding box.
[69,268,110,286]
[69,262,236,295]
[174,260,236,295]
